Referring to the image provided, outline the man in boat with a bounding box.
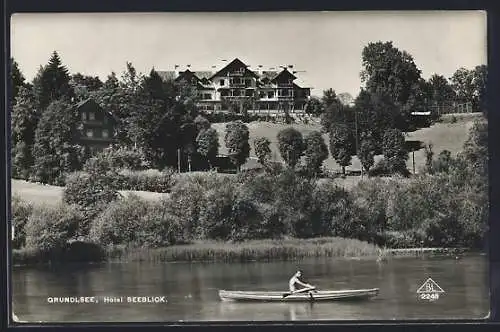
[289,270,314,293]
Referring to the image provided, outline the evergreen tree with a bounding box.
[33,51,73,110]
[32,100,83,184]
[10,58,26,106]
[11,87,38,179]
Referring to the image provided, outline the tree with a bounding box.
[361,41,423,131]
[304,97,323,116]
[354,89,400,148]
[320,99,351,133]
[277,128,305,168]
[329,123,353,175]
[10,58,26,106]
[426,74,455,106]
[382,128,409,175]
[224,121,250,172]
[449,65,487,113]
[462,119,488,175]
[321,88,340,109]
[304,131,328,177]
[70,73,103,102]
[254,137,272,167]
[337,92,354,106]
[32,100,83,184]
[472,65,487,114]
[196,128,219,170]
[11,87,38,179]
[32,51,73,110]
[358,132,376,174]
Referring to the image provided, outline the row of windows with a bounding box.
[81,111,109,123]
[86,128,110,139]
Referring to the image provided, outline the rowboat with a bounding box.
[218,288,379,302]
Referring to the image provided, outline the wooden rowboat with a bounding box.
[218,288,379,302]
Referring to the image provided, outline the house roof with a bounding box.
[209,58,259,79]
[272,68,297,83]
[259,71,278,81]
[76,98,119,123]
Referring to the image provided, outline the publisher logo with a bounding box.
[417,277,445,302]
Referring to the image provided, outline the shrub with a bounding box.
[368,158,391,177]
[89,194,151,246]
[101,146,151,170]
[433,150,453,174]
[310,181,356,238]
[198,184,237,240]
[11,195,33,249]
[24,203,83,255]
[117,168,177,193]
[135,198,185,247]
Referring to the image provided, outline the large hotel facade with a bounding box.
[158,58,312,114]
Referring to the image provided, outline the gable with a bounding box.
[209,58,258,80]
[272,69,297,83]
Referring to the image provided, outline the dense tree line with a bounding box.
[10,42,487,184]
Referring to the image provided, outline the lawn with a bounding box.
[212,112,482,174]
[11,180,169,207]
[11,113,482,207]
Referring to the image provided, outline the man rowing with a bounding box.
[289,270,315,293]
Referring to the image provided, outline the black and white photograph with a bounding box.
[9,11,489,322]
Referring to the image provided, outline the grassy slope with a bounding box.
[212,112,481,173]
[11,113,482,206]
[11,180,169,207]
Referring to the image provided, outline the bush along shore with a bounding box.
[11,120,488,265]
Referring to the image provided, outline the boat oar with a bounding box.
[282,286,316,298]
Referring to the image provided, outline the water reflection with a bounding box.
[12,255,489,322]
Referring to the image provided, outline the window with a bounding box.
[102,129,109,138]
[89,112,95,121]
[259,91,265,98]
[103,116,108,124]
[268,91,274,98]
[81,112,86,121]
[203,94,212,100]
[86,129,94,138]
[220,79,225,86]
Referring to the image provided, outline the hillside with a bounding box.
[212,112,483,173]
[11,113,483,207]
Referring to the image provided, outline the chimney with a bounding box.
[174,64,179,78]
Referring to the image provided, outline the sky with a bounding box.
[11,11,487,97]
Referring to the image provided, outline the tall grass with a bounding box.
[104,237,381,263]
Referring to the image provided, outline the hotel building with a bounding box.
[158,58,312,114]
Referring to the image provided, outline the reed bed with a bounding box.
[104,237,382,263]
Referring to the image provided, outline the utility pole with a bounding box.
[412,150,416,175]
[177,148,181,173]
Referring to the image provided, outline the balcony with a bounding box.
[229,82,246,88]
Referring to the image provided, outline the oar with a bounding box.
[282,286,316,298]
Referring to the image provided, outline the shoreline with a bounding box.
[11,238,480,267]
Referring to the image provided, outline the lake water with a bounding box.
[11,254,489,322]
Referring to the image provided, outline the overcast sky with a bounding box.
[11,11,487,97]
